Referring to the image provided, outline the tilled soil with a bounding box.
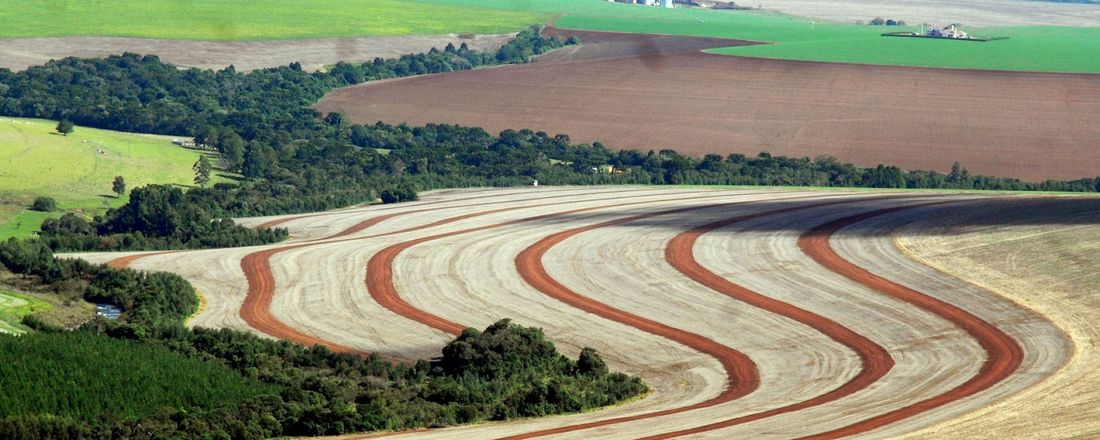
[316,27,1100,181]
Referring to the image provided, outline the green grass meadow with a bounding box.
[0,118,225,240]
[0,0,543,40]
[0,290,51,335]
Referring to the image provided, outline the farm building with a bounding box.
[927,24,968,39]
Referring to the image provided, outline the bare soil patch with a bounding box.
[316,27,1100,181]
[0,33,513,72]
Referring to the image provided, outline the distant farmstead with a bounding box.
[608,0,675,8]
[927,24,968,39]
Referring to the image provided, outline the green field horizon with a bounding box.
[2,0,1098,73]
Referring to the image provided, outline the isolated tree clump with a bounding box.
[112,176,126,198]
[55,119,73,136]
[193,156,212,188]
[30,197,56,212]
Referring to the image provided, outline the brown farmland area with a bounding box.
[316,28,1100,181]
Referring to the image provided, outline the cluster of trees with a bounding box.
[38,185,288,251]
[0,331,274,421]
[862,17,907,26]
[0,238,198,327]
[0,26,572,139]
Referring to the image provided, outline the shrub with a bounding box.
[30,197,56,212]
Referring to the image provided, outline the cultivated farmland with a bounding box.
[316,28,1100,182]
[73,186,1081,438]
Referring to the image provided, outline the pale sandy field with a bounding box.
[71,187,1084,438]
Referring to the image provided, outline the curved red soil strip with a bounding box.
[363,190,785,338]
[106,250,175,269]
[635,203,901,440]
[255,188,578,229]
[499,195,898,440]
[792,204,1023,439]
[238,188,670,348]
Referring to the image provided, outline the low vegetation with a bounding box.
[0,290,49,334]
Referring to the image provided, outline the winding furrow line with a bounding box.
[255,187,582,229]
[238,188,681,349]
[365,191,799,337]
[794,204,1024,439]
[635,201,909,440]
[501,195,902,440]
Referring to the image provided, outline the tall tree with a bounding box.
[55,119,74,136]
[112,176,126,198]
[193,156,212,188]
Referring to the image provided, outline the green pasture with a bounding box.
[0,118,225,240]
[0,290,51,335]
[0,0,542,40]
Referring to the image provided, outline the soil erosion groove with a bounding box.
[502,195,905,439]
[795,203,1024,438]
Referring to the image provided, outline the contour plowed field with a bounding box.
[315,28,1100,181]
[71,186,1075,438]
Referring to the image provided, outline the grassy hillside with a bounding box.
[0,0,542,40]
[0,118,222,240]
[0,290,49,335]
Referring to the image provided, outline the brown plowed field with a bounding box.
[316,28,1100,181]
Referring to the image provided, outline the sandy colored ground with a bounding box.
[316,27,1100,181]
[897,197,1100,438]
[0,33,513,72]
[747,0,1100,27]
[70,187,1081,438]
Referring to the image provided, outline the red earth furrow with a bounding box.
[255,187,579,229]
[499,195,903,440]
[364,191,793,338]
[635,202,908,440]
[237,188,674,346]
[793,204,1024,439]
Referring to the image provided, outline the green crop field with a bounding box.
[0,118,225,240]
[420,0,1100,73]
[0,290,50,335]
[0,0,543,40]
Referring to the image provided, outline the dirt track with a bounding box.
[0,33,513,72]
[316,27,1100,181]
[73,187,1075,438]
